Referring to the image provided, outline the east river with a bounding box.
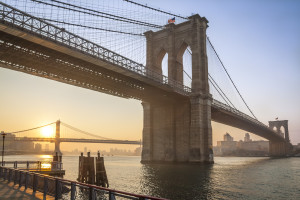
[3,155,300,200]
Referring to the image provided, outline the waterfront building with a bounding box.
[214,133,269,156]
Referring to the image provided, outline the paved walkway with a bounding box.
[0,178,54,200]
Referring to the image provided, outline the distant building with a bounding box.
[244,133,251,142]
[35,143,42,152]
[216,133,237,155]
[224,132,233,141]
[45,144,49,151]
[214,133,269,156]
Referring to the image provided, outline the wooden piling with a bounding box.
[77,151,108,187]
[95,151,109,187]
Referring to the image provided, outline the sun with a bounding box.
[41,126,54,138]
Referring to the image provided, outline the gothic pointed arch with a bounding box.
[176,41,192,87]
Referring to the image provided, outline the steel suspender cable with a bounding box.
[123,0,188,20]
[207,37,258,120]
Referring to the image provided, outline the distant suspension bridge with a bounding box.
[3,120,141,155]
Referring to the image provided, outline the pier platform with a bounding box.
[0,178,54,200]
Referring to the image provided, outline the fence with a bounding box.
[0,161,63,171]
[0,166,167,200]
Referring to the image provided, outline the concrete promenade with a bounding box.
[0,178,54,200]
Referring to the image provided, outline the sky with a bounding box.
[0,0,299,152]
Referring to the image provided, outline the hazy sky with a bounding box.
[0,0,299,152]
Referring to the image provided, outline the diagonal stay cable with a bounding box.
[208,74,237,109]
[207,37,257,120]
[209,78,231,107]
[40,18,144,36]
[60,121,114,140]
[9,122,56,134]
[186,47,234,108]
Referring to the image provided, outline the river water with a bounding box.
[3,155,300,200]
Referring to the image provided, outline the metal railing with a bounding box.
[0,166,167,200]
[0,2,191,95]
[0,161,63,171]
[212,99,275,131]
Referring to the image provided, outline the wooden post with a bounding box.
[95,151,109,187]
[77,152,95,184]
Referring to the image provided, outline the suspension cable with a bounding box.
[208,78,231,107]
[123,0,188,20]
[207,37,258,120]
[208,74,237,109]
[31,0,163,29]
[41,18,144,36]
[60,121,113,140]
[186,47,235,108]
[9,122,56,134]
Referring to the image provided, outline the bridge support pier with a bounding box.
[141,96,213,164]
[269,141,293,157]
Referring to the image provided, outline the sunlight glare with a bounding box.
[41,126,54,138]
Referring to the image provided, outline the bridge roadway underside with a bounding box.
[0,29,186,104]
[211,106,284,142]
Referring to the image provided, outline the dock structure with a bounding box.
[78,151,109,187]
[0,154,65,177]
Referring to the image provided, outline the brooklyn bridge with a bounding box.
[0,0,292,163]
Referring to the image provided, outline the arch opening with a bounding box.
[177,43,192,87]
[280,126,285,138]
[161,52,168,82]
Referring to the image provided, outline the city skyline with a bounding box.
[0,0,299,153]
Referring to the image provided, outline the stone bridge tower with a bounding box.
[141,15,213,163]
[268,120,292,156]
